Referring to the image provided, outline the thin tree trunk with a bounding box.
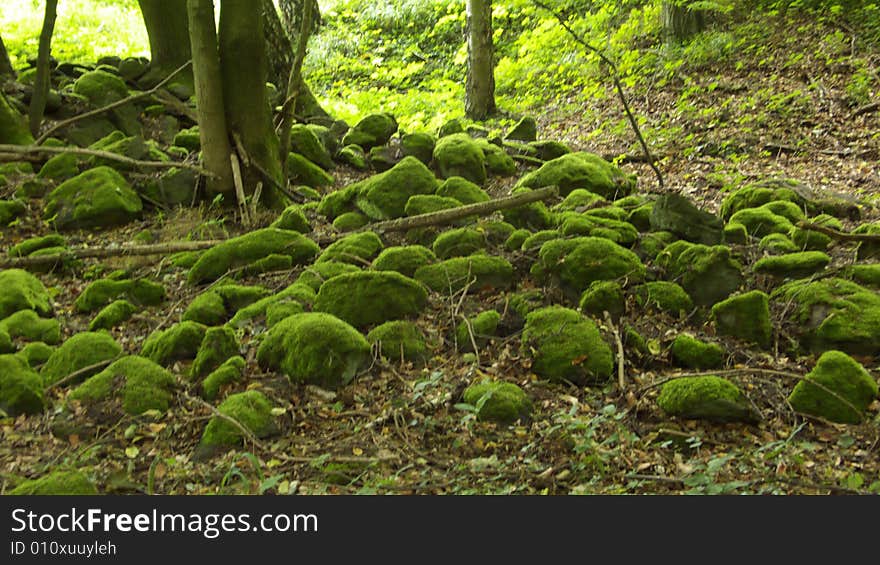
[465,0,496,121]
[188,0,233,195]
[137,0,194,91]
[279,0,314,183]
[661,1,705,43]
[0,33,15,79]
[28,0,58,136]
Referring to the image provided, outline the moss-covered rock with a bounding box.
[479,140,517,176]
[0,91,34,145]
[338,144,369,170]
[188,228,319,284]
[0,198,26,226]
[270,204,311,233]
[0,328,11,354]
[728,207,794,238]
[711,291,772,348]
[657,376,758,423]
[516,152,636,199]
[70,355,175,416]
[501,187,554,229]
[436,176,490,204]
[173,126,200,152]
[333,211,370,232]
[463,380,532,424]
[314,271,427,328]
[0,354,44,415]
[433,133,487,185]
[527,140,571,161]
[75,277,165,313]
[190,326,239,380]
[17,341,54,367]
[372,245,436,278]
[432,228,487,259]
[719,178,805,221]
[771,278,880,355]
[73,70,140,135]
[760,200,806,223]
[854,222,880,261]
[504,229,531,251]
[141,321,206,367]
[404,194,462,216]
[505,116,537,142]
[0,310,61,344]
[8,235,66,258]
[649,194,723,245]
[787,351,878,424]
[846,264,880,287]
[578,280,625,320]
[656,241,743,306]
[198,390,276,451]
[201,356,245,401]
[228,283,315,328]
[670,334,725,369]
[367,320,429,363]
[636,231,678,260]
[522,306,613,385]
[552,188,607,212]
[520,230,560,252]
[627,203,654,232]
[41,332,122,386]
[182,284,270,326]
[37,152,80,182]
[317,230,383,265]
[355,156,438,220]
[342,113,398,150]
[400,132,436,165]
[633,281,693,316]
[789,226,831,251]
[456,310,501,352]
[289,124,333,169]
[257,312,370,388]
[297,262,361,292]
[508,290,544,318]
[558,213,639,246]
[287,152,334,189]
[753,251,830,278]
[531,237,645,296]
[9,470,98,495]
[759,233,800,255]
[44,166,142,231]
[414,255,513,293]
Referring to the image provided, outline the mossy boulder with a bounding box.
[400,132,436,165]
[141,321,207,366]
[509,290,545,318]
[728,206,794,238]
[578,280,625,320]
[657,376,758,423]
[314,271,428,328]
[41,332,122,386]
[0,354,44,416]
[633,281,693,316]
[771,278,880,355]
[37,153,80,182]
[342,113,398,150]
[0,199,26,226]
[338,144,369,170]
[333,212,370,232]
[553,188,607,212]
[753,251,830,279]
[759,233,799,255]
[73,70,140,135]
[69,355,176,416]
[522,306,613,385]
[528,140,571,161]
[558,213,639,246]
[479,140,517,176]
[354,156,438,220]
[286,153,334,188]
[8,235,66,258]
[182,284,270,326]
[9,470,98,495]
[436,176,490,204]
[531,237,645,296]
[202,356,245,401]
[198,391,276,451]
[517,152,636,199]
[372,245,436,278]
[173,126,200,152]
[456,310,501,352]
[289,124,333,169]
[191,326,239,380]
[854,222,880,261]
[501,187,554,229]
[787,351,878,424]
[317,230,383,265]
[228,283,315,328]
[432,228,487,259]
[0,310,61,344]
[17,341,55,367]
[521,230,560,252]
[75,277,165,312]
[257,313,370,388]
[656,241,743,306]
[433,133,487,185]
[297,262,361,291]
[711,291,772,349]
[404,194,462,216]
[504,229,531,251]
[505,116,538,142]
[719,178,805,221]
[463,380,532,424]
[649,194,723,245]
[44,167,142,231]
[670,335,725,370]
[789,226,831,251]
[367,320,429,363]
[188,228,319,284]
[270,204,311,233]
[414,255,513,293]
[0,329,11,354]
[1,91,34,145]
[847,264,880,287]
[88,300,137,331]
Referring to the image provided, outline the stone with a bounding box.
[198,391,276,452]
[415,255,513,293]
[633,281,693,316]
[400,132,436,165]
[372,246,436,278]
[656,241,743,306]
[317,230,383,265]
[517,152,636,199]
[435,176,490,204]
[711,291,773,349]
[456,310,501,352]
[191,326,239,380]
[354,156,438,220]
[342,113,398,150]
[753,251,830,279]
[296,262,361,292]
[70,355,176,416]
[578,280,625,320]
[433,133,487,185]
[657,376,758,423]
[314,271,428,328]
[287,153,334,188]
[41,332,122,386]
[141,321,206,366]
[44,167,142,231]
[0,269,52,320]
[531,237,645,296]
[649,194,723,245]
[505,116,538,142]
[670,334,725,369]
[366,320,429,364]
[9,470,97,495]
[289,124,334,169]
[463,380,532,424]
[75,277,165,313]
[73,70,141,135]
[201,356,245,401]
[0,310,61,344]
[787,350,878,424]
[0,354,44,416]
[89,300,138,331]
[432,228,487,259]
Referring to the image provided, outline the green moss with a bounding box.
[74,277,165,312]
[719,179,805,221]
[169,251,201,268]
[578,281,625,319]
[759,200,805,223]
[342,113,398,149]
[771,278,880,355]
[432,228,487,259]
[846,264,880,287]
[0,354,44,415]
[559,213,639,246]
[516,152,636,199]
[190,326,239,380]
[759,233,799,254]
[17,341,54,367]
[478,140,517,176]
[0,310,61,344]
[400,132,436,164]
[8,236,67,260]
[456,310,501,353]
[182,284,270,326]
[520,230,559,251]
[355,156,438,220]
[70,355,175,415]
[0,199,26,225]
[241,254,292,276]
[711,291,772,349]
[289,124,333,169]
[522,306,613,385]
[531,237,645,296]
[438,118,464,137]
[414,255,513,293]
[508,290,544,318]
[505,116,537,141]
[257,313,370,388]
[173,126,200,152]
[188,228,319,284]
[670,335,725,369]
[552,188,607,212]
[633,281,693,316]
[728,207,794,238]
[649,194,723,245]
[787,350,878,424]
[404,194,462,216]
[41,332,122,386]
[372,246,436,278]
[228,283,315,328]
[854,222,880,261]
[338,144,368,170]
[504,229,531,251]
[627,204,654,232]
[636,231,677,260]
[789,227,831,251]
[141,321,206,367]
[270,204,311,233]
[585,205,629,221]
[367,320,429,363]
[656,241,743,306]
[45,166,142,231]
[73,70,140,135]
[314,271,427,328]
[433,133,487,185]
[1,91,35,145]
[9,470,97,495]
[436,176,490,204]
[0,328,11,354]
[463,380,532,424]
[266,301,305,327]
[201,356,245,401]
[501,187,554,229]
[297,262,361,292]
[37,153,80,182]
[754,251,830,278]
[527,140,571,160]
[333,211,370,232]
[86,300,136,331]
[317,230,383,265]
[0,269,52,320]
[287,153,334,189]
[199,390,276,449]
[657,376,757,423]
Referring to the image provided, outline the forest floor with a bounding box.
[1,13,879,495]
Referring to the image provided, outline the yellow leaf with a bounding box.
[125,446,139,459]
[352,447,364,456]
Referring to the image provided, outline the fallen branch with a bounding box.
[0,240,223,270]
[848,101,879,119]
[47,356,121,391]
[797,220,880,243]
[0,144,212,176]
[604,311,626,390]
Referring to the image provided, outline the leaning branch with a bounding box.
[0,240,224,270]
[0,144,212,176]
[797,221,880,243]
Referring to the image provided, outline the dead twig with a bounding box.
[797,220,880,243]
[603,311,626,390]
[47,356,122,391]
[0,240,223,270]
[0,143,211,176]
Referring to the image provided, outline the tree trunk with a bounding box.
[465,0,496,121]
[661,1,705,43]
[219,0,284,208]
[0,33,15,79]
[187,0,233,195]
[137,0,194,92]
[29,0,59,136]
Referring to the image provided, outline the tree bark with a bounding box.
[137,0,194,91]
[0,33,15,79]
[279,0,314,183]
[465,0,496,121]
[28,0,58,136]
[661,1,705,43]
